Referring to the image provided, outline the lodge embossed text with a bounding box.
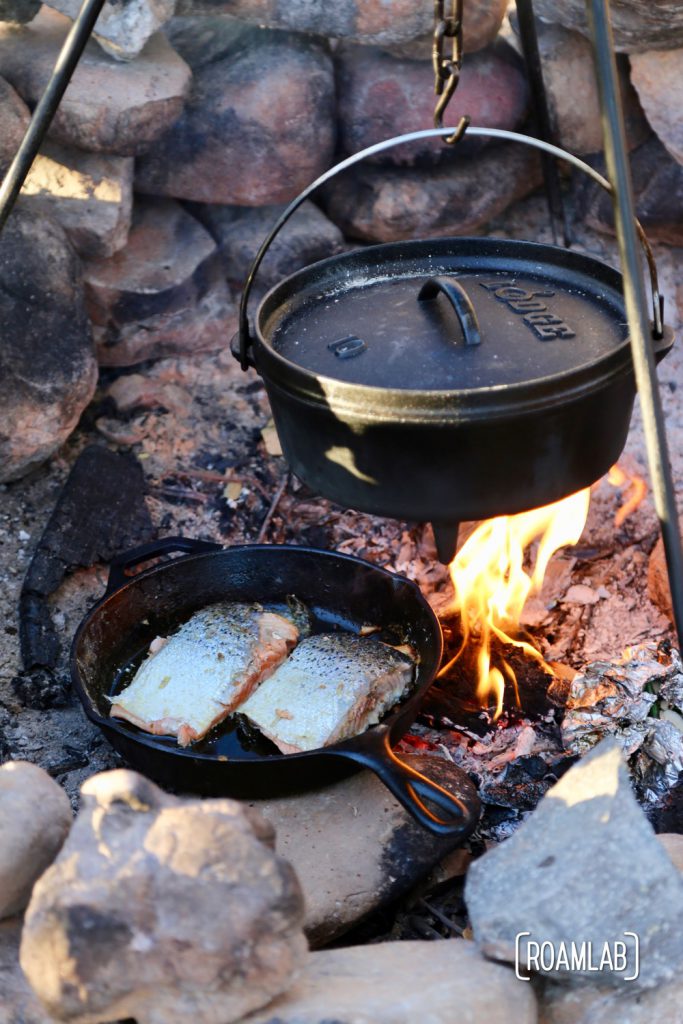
[480,280,576,340]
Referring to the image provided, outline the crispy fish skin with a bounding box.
[239,632,415,754]
[110,602,298,746]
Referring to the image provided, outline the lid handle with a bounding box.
[418,275,482,347]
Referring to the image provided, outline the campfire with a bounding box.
[434,464,649,724]
[438,487,591,720]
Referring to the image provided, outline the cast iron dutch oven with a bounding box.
[71,538,481,839]
[234,128,673,545]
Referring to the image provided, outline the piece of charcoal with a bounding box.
[11,669,69,710]
[479,756,561,811]
[19,444,153,677]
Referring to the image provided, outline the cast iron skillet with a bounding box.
[70,537,481,839]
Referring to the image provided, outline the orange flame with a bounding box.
[607,464,647,527]
[438,489,591,719]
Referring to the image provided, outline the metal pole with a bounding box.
[585,0,683,650]
[0,0,107,233]
[514,0,570,246]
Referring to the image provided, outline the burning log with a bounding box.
[15,445,152,708]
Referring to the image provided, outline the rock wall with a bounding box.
[0,0,682,480]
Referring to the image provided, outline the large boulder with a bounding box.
[21,142,133,259]
[0,205,97,482]
[0,75,30,173]
[241,940,537,1024]
[335,41,529,166]
[0,761,72,920]
[0,0,39,22]
[539,975,683,1024]
[44,0,175,61]
[321,142,542,242]
[192,199,345,293]
[630,49,683,167]
[465,740,683,989]
[533,0,683,53]
[0,918,54,1024]
[173,0,507,53]
[136,26,335,204]
[84,197,236,366]
[0,8,191,156]
[20,769,307,1024]
[527,20,648,155]
[574,137,683,247]
[250,753,480,947]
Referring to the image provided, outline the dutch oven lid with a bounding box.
[260,238,631,393]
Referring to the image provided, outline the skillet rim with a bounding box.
[69,543,444,767]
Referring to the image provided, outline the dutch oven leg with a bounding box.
[432,522,460,565]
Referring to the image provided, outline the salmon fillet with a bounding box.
[110,602,299,746]
[239,632,415,754]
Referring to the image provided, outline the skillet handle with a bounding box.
[340,730,480,839]
[106,537,222,596]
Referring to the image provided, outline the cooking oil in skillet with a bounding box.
[108,601,411,760]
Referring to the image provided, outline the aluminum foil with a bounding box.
[562,641,683,803]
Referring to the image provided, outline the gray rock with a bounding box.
[250,753,480,947]
[321,142,542,242]
[0,761,72,920]
[241,939,537,1024]
[173,0,506,53]
[630,49,683,166]
[574,137,683,247]
[0,0,39,23]
[335,40,529,166]
[0,9,190,156]
[465,739,683,989]
[44,0,175,61]
[533,0,683,53]
[525,21,648,155]
[135,28,335,204]
[20,768,307,1024]
[21,143,133,259]
[539,976,683,1024]
[0,205,97,482]
[0,918,54,1024]
[191,200,345,294]
[164,12,251,67]
[84,197,236,366]
[0,76,30,173]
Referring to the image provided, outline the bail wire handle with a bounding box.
[237,125,664,370]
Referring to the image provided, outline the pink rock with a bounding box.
[0,9,190,156]
[631,48,683,166]
[0,205,97,482]
[529,20,648,155]
[321,142,542,243]
[173,0,506,53]
[336,41,529,166]
[84,197,236,367]
[0,75,29,172]
[136,28,335,205]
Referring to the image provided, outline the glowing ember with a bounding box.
[438,489,591,720]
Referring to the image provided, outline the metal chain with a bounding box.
[432,0,469,144]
